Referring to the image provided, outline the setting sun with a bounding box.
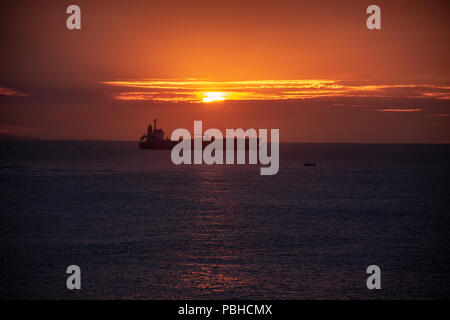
[203,92,227,103]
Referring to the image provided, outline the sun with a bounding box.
[202,92,227,103]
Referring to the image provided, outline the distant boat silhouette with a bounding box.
[304,163,316,166]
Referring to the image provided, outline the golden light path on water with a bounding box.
[101,79,450,103]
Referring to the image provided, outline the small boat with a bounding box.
[304,163,316,166]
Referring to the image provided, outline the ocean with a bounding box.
[1,140,449,299]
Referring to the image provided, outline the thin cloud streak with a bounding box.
[377,108,424,112]
[0,124,41,138]
[0,86,29,97]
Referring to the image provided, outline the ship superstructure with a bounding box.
[139,119,177,149]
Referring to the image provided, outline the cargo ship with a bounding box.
[139,119,178,149]
[139,119,257,150]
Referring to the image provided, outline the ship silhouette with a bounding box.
[139,119,177,150]
[139,119,257,151]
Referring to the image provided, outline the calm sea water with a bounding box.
[0,140,449,299]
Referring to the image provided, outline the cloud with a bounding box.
[0,86,29,97]
[101,79,450,103]
[425,113,449,117]
[376,108,424,112]
[0,124,41,138]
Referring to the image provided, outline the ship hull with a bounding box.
[139,138,258,150]
[139,140,178,150]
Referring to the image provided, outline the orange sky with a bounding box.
[0,0,449,142]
